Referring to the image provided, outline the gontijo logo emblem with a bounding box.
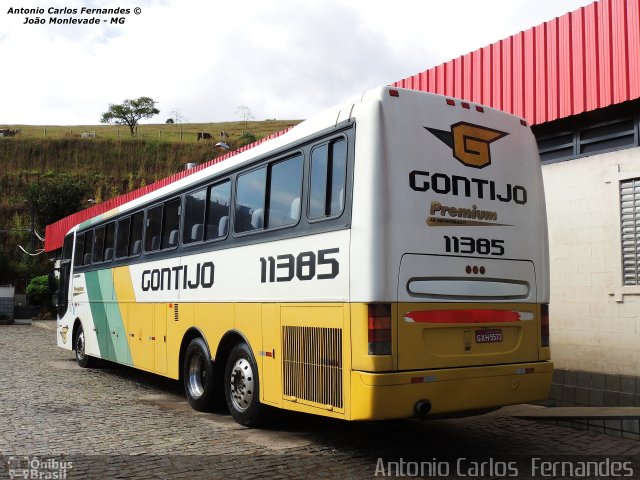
[425,122,508,168]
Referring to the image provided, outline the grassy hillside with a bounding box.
[0,119,298,143]
[0,118,300,216]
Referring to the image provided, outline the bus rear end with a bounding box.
[349,87,551,420]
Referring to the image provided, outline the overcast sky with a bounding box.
[0,0,595,125]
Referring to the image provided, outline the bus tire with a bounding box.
[183,337,216,412]
[225,343,264,427]
[74,323,95,368]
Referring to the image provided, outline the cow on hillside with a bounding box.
[197,132,213,141]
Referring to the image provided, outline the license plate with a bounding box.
[475,328,503,344]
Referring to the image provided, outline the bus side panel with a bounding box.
[97,269,130,364]
[154,303,168,375]
[261,303,282,407]
[127,303,155,372]
[193,302,234,364]
[72,274,101,359]
[166,304,191,379]
[109,266,136,365]
[84,271,112,360]
[279,303,351,419]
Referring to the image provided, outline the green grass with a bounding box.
[0,120,300,143]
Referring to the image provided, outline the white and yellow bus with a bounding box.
[56,87,551,426]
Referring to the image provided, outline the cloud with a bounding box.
[0,0,595,125]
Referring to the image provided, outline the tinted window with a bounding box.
[267,155,303,228]
[62,234,74,261]
[93,226,106,263]
[82,230,94,266]
[235,167,266,233]
[183,188,206,244]
[309,138,347,219]
[74,233,85,267]
[145,205,163,252]
[206,181,231,240]
[129,212,144,256]
[104,222,115,261]
[161,198,181,249]
[116,217,131,258]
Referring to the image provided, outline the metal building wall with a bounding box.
[393,0,640,126]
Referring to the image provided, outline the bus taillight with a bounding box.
[368,304,392,355]
[541,304,550,347]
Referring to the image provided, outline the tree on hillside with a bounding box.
[169,107,188,125]
[236,105,255,126]
[100,96,160,136]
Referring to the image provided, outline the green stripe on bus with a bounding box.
[85,271,113,360]
[97,269,132,365]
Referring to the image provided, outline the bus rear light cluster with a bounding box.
[368,304,392,355]
[541,304,550,347]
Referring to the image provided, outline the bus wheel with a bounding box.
[225,343,264,427]
[183,337,216,412]
[74,323,95,368]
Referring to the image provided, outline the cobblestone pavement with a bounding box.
[1,324,639,479]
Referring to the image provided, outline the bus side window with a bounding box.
[83,230,94,266]
[309,137,347,220]
[104,222,115,261]
[129,212,144,256]
[206,180,231,240]
[267,155,303,228]
[93,226,106,263]
[235,167,266,233]
[74,233,85,267]
[161,198,181,249]
[116,217,131,258]
[184,188,206,244]
[145,205,163,252]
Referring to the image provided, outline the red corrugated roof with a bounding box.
[44,129,291,252]
[393,0,640,125]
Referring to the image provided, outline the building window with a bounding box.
[533,99,640,164]
[620,178,640,286]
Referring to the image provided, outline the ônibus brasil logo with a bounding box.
[425,122,508,169]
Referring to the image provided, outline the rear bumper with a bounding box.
[350,361,553,420]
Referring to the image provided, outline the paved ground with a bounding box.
[1,322,639,479]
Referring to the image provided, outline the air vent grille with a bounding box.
[282,326,343,409]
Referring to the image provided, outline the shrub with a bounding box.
[26,275,54,306]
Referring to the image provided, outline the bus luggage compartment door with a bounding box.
[397,254,539,371]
